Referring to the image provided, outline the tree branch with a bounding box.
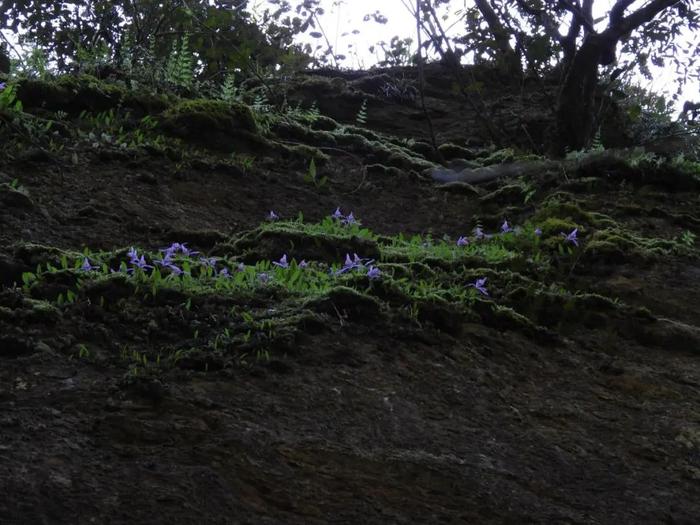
[558,0,595,33]
[414,0,442,161]
[581,0,594,33]
[474,0,516,57]
[609,0,637,28]
[516,0,565,45]
[608,0,681,38]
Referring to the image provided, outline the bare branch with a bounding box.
[581,0,594,33]
[609,0,637,28]
[474,0,518,57]
[558,0,596,33]
[608,0,681,38]
[516,0,566,44]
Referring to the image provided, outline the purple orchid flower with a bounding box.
[272,254,289,269]
[258,272,271,283]
[501,220,513,233]
[127,254,153,273]
[298,260,309,269]
[469,277,489,296]
[267,210,279,221]
[81,257,99,272]
[332,207,344,220]
[334,253,363,275]
[342,212,357,226]
[164,242,198,257]
[236,262,246,272]
[561,228,579,246]
[457,236,469,247]
[0,82,6,91]
[343,253,360,272]
[199,256,218,268]
[218,267,231,278]
[534,228,542,236]
[366,266,381,280]
[154,253,184,275]
[473,227,485,240]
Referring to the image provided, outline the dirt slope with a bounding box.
[1,67,699,524]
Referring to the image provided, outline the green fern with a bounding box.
[0,83,23,113]
[24,47,49,79]
[166,35,193,88]
[120,33,134,72]
[308,101,320,120]
[219,73,238,103]
[252,92,270,112]
[355,98,368,126]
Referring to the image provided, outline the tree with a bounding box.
[0,0,312,79]
[418,0,699,155]
[550,0,697,155]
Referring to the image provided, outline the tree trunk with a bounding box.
[551,34,607,156]
[473,0,522,78]
[0,44,9,74]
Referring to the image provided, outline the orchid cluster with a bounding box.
[272,254,308,269]
[69,210,589,315]
[331,207,359,226]
[333,253,381,279]
[79,236,386,294]
[453,220,577,250]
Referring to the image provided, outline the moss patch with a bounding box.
[159,99,263,152]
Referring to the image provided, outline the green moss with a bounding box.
[408,141,437,159]
[122,90,171,117]
[479,183,526,206]
[474,301,556,342]
[538,217,582,236]
[310,115,339,131]
[16,74,126,114]
[160,99,266,152]
[480,148,515,166]
[13,243,75,268]
[365,164,404,177]
[303,286,381,321]
[534,197,596,226]
[582,228,680,264]
[331,131,433,172]
[333,131,373,149]
[164,99,257,133]
[338,124,381,142]
[272,119,337,147]
[278,142,330,164]
[299,76,347,93]
[224,223,380,265]
[438,143,476,160]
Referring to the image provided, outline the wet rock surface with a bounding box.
[1,67,699,524]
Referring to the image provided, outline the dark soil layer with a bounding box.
[1,67,699,524]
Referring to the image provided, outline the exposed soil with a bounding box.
[1,66,699,524]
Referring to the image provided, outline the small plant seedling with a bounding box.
[303,158,327,189]
[679,230,696,247]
